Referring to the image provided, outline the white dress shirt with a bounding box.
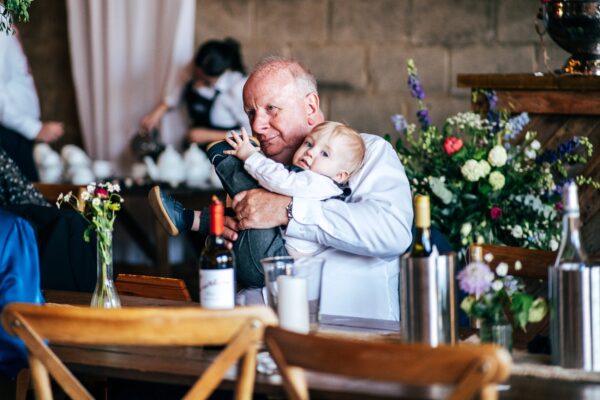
[166,69,250,134]
[0,32,42,140]
[285,134,413,320]
[244,151,342,255]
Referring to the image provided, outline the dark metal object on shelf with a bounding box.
[541,1,600,75]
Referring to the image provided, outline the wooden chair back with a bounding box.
[115,273,192,302]
[468,244,556,349]
[2,303,277,400]
[468,244,556,280]
[265,326,511,400]
[33,183,86,211]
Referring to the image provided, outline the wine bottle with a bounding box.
[411,194,433,257]
[199,196,235,309]
[554,182,588,268]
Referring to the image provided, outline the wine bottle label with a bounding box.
[200,269,234,309]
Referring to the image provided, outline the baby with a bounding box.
[223,121,365,257]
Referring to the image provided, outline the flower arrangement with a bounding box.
[56,182,123,267]
[458,257,548,329]
[389,59,599,254]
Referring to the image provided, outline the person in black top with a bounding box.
[140,38,250,146]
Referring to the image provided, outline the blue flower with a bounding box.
[535,137,581,165]
[417,109,430,130]
[505,113,530,141]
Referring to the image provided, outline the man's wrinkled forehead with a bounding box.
[243,70,299,106]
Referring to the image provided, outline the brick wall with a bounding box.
[196,0,568,138]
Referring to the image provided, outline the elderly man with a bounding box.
[151,57,413,320]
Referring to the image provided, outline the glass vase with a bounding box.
[90,229,121,308]
[480,320,513,353]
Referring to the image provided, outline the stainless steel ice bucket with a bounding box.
[549,264,600,371]
[399,253,457,345]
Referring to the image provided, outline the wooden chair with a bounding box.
[265,326,511,400]
[2,303,277,400]
[468,243,556,280]
[468,244,557,349]
[33,183,86,210]
[115,273,192,302]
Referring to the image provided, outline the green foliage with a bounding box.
[1,0,33,35]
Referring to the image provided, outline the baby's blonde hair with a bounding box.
[311,121,365,181]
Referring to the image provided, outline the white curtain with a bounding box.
[66,0,195,171]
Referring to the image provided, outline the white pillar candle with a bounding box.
[276,275,309,334]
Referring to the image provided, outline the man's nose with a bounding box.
[252,111,269,133]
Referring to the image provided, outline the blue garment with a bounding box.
[0,209,44,378]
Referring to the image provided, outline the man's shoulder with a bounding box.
[359,133,395,156]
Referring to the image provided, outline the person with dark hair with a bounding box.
[141,37,250,145]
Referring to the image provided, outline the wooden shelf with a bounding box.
[457,73,600,91]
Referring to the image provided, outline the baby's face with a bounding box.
[292,130,349,183]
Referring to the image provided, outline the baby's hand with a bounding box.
[224,127,258,161]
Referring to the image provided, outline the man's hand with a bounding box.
[223,216,240,246]
[36,121,64,143]
[232,188,290,230]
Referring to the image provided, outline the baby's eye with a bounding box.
[321,151,329,157]
[305,141,313,148]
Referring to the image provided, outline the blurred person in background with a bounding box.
[0,29,64,181]
[141,37,250,147]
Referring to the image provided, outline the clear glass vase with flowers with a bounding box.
[458,258,548,352]
[57,182,123,308]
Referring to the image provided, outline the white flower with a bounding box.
[460,222,472,237]
[484,253,494,263]
[87,184,95,193]
[511,225,523,239]
[514,260,523,271]
[478,160,491,177]
[113,184,121,192]
[107,183,114,192]
[476,235,484,244]
[531,140,541,150]
[461,159,482,182]
[496,262,509,277]
[488,171,505,191]
[492,280,504,292]
[488,145,508,167]
[549,239,559,251]
[429,177,453,204]
[80,191,90,201]
[92,198,101,207]
[525,149,537,159]
[64,193,71,202]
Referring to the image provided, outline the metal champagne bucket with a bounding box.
[549,264,600,371]
[399,253,457,345]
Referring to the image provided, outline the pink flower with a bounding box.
[457,262,494,297]
[490,206,502,220]
[443,137,463,155]
[94,188,109,199]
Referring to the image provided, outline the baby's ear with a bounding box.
[335,170,350,183]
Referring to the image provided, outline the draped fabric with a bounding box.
[66,0,195,172]
[0,210,43,378]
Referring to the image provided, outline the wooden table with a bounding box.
[43,290,600,399]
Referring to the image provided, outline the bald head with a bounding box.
[248,57,318,97]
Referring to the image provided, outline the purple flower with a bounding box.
[484,90,498,110]
[457,262,494,297]
[416,109,431,130]
[408,75,426,100]
[390,114,408,133]
[535,137,581,165]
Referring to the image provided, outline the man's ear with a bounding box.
[305,92,320,127]
[335,170,350,183]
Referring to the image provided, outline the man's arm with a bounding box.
[233,135,413,258]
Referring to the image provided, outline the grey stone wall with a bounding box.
[196,0,568,137]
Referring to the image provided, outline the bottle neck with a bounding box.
[556,210,588,266]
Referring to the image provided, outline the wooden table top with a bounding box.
[42,290,600,399]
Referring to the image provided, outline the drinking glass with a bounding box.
[260,256,324,325]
